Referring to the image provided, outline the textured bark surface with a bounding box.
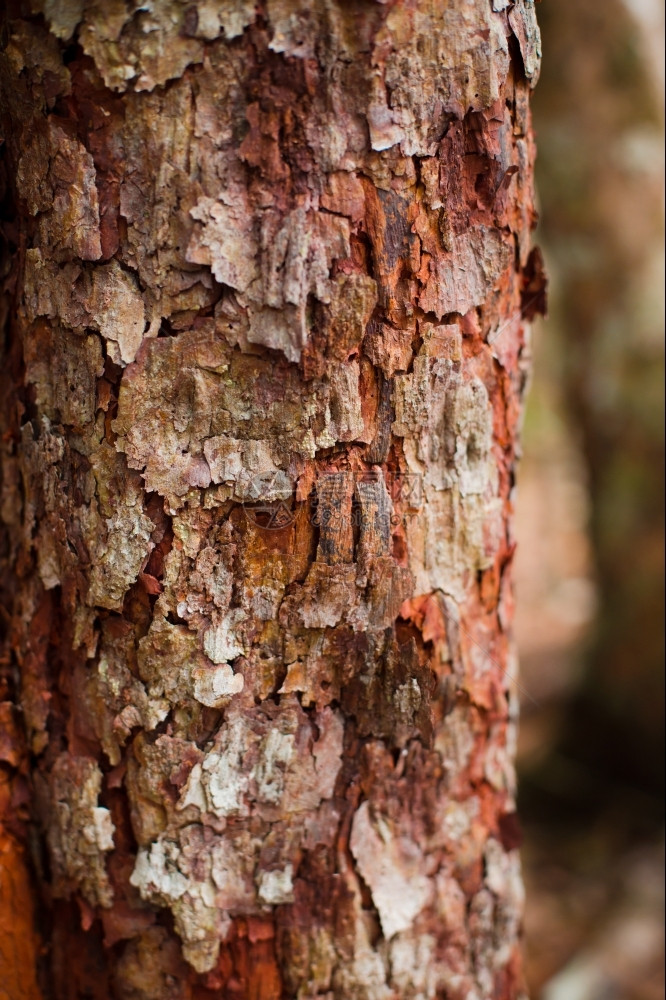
[0,2,543,997]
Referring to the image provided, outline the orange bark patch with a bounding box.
[0,830,43,1000]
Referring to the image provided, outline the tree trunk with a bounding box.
[0,2,543,998]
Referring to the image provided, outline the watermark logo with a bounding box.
[389,471,423,508]
[242,471,296,529]
[242,469,423,531]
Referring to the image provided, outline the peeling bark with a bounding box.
[0,2,543,997]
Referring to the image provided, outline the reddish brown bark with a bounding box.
[0,2,544,997]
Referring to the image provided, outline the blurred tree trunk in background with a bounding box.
[530,0,664,815]
[0,2,543,997]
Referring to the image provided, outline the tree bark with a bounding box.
[0,2,543,998]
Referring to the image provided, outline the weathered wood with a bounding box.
[0,1,544,996]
